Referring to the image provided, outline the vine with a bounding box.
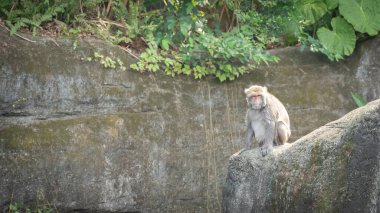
[93,52,126,71]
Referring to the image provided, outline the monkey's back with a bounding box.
[267,93,290,128]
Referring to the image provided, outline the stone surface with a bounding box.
[222,99,380,213]
[0,29,379,212]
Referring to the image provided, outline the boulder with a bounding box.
[222,99,380,213]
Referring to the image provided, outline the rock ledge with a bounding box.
[223,99,380,213]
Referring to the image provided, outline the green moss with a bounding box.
[310,140,323,164]
[0,120,72,150]
[313,140,353,211]
[270,139,354,212]
[0,113,150,152]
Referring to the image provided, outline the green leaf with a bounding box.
[182,65,192,75]
[351,92,367,107]
[130,63,138,70]
[216,72,227,82]
[339,0,380,36]
[324,0,338,10]
[166,16,176,31]
[179,16,193,36]
[161,38,170,50]
[295,0,328,24]
[317,16,356,58]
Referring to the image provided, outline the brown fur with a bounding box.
[244,85,291,156]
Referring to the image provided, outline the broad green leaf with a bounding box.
[216,72,227,82]
[179,16,193,36]
[166,16,176,31]
[317,16,356,57]
[351,92,367,107]
[161,38,170,50]
[295,0,328,24]
[186,1,195,14]
[182,65,191,75]
[339,0,380,36]
[324,0,338,10]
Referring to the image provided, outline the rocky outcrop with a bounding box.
[222,99,380,213]
[0,28,379,212]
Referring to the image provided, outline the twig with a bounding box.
[219,4,226,23]
[228,14,236,32]
[80,0,83,13]
[49,37,59,46]
[88,19,127,29]
[139,8,161,17]
[0,22,36,43]
[106,0,113,17]
[140,37,148,46]
[118,46,140,60]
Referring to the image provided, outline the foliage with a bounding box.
[154,0,205,49]
[131,26,279,81]
[7,202,53,213]
[351,92,368,107]
[130,41,163,72]
[339,0,380,36]
[292,0,380,61]
[1,1,67,35]
[316,17,356,60]
[94,52,126,71]
[125,0,140,39]
[0,0,293,81]
[300,36,337,60]
[179,30,279,81]
[293,0,328,25]
[2,0,379,68]
[132,0,283,81]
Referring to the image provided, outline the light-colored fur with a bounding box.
[244,85,291,156]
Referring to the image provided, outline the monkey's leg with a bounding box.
[277,122,289,145]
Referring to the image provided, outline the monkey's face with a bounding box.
[245,85,268,110]
[247,94,266,109]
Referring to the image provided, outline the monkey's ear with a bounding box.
[244,88,250,95]
[263,86,268,93]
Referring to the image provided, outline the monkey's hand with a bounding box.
[260,144,273,157]
[238,148,250,155]
[229,149,248,160]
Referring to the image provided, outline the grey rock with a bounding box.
[222,99,380,213]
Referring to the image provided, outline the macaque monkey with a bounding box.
[244,85,291,157]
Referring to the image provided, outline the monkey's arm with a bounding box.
[244,123,254,150]
[260,121,275,157]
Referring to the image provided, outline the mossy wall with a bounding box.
[0,30,379,212]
